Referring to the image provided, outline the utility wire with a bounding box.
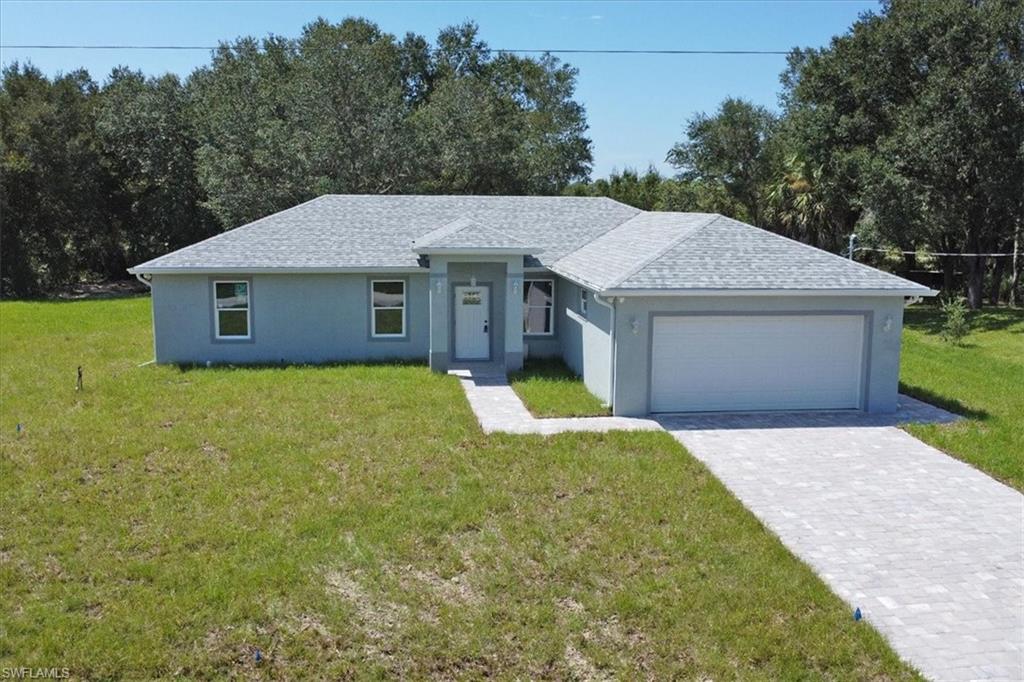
[0,44,792,55]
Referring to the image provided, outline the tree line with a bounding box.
[569,0,1023,309]
[1,19,591,296]
[3,2,1022,307]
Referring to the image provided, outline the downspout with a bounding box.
[133,272,155,365]
[593,293,616,411]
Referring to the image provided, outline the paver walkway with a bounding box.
[659,410,1024,682]
[448,362,661,434]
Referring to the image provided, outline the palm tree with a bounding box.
[765,155,831,248]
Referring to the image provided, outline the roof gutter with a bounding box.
[412,247,541,256]
[600,287,939,298]
[545,264,605,296]
[127,266,427,276]
[592,292,617,412]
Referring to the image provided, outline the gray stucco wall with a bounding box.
[608,295,906,416]
[150,273,429,364]
[559,279,613,404]
[149,272,905,418]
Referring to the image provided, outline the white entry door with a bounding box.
[650,314,866,413]
[454,286,490,360]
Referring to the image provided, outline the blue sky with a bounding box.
[1,0,877,177]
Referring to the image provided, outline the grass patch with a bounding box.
[901,306,1024,491]
[509,358,610,417]
[0,298,917,678]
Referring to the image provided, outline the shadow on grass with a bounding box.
[898,382,989,421]
[508,357,579,382]
[172,358,430,373]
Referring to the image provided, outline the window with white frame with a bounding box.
[214,281,250,338]
[523,279,554,335]
[580,289,589,316]
[371,280,405,337]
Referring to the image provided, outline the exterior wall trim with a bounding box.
[523,276,556,338]
[367,276,411,342]
[208,276,255,344]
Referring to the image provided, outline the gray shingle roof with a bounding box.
[412,217,535,252]
[130,194,930,295]
[549,212,718,290]
[608,215,930,292]
[130,194,638,271]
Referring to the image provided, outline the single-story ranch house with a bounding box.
[129,195,935,416]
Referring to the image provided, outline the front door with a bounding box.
[454,285,490,360]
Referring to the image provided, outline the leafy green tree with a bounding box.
[412,25,591,195]
[293,19,417,197]
[2,18,595,296]
[190,19,592,226]
[565,166,742,214]
[782,0,1024,308]
[96,68,219,266]
[0,64,113,295]
[491,53,592,193]
[188,36,310,228]
[666,98,781,226]
[411,75,524,194]
[563,167,665,210]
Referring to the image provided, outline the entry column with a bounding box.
[428,257,449,372]
[504,258,524,371]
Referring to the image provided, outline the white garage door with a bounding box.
[650,314,865,413]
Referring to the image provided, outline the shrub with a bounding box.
[939,297,970,345]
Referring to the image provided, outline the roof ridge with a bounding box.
[412,216,475,247]
[550,204,647,270]
[413,216,530,249]
[712,215,917,284]
[129,194,326,272]
[606,212,721,289]
[322,193,636,206]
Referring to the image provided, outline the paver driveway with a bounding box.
[660,407,1024,682]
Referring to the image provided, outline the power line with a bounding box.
[0,44,792,55]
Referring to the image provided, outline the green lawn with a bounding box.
[0,297,917,679]
[900,306,1024,491]
[509,358,610,417]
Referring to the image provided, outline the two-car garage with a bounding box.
[649,314,868,413]
[556,214,928,418]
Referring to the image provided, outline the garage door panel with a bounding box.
[651,314,865,413]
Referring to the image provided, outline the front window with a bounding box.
[214,281,250,338]
[523,279,554,335]
[372,280,405,337]
[580,289,589,317]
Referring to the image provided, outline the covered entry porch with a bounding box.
[426,254,526,372]
[412,219,541,374]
